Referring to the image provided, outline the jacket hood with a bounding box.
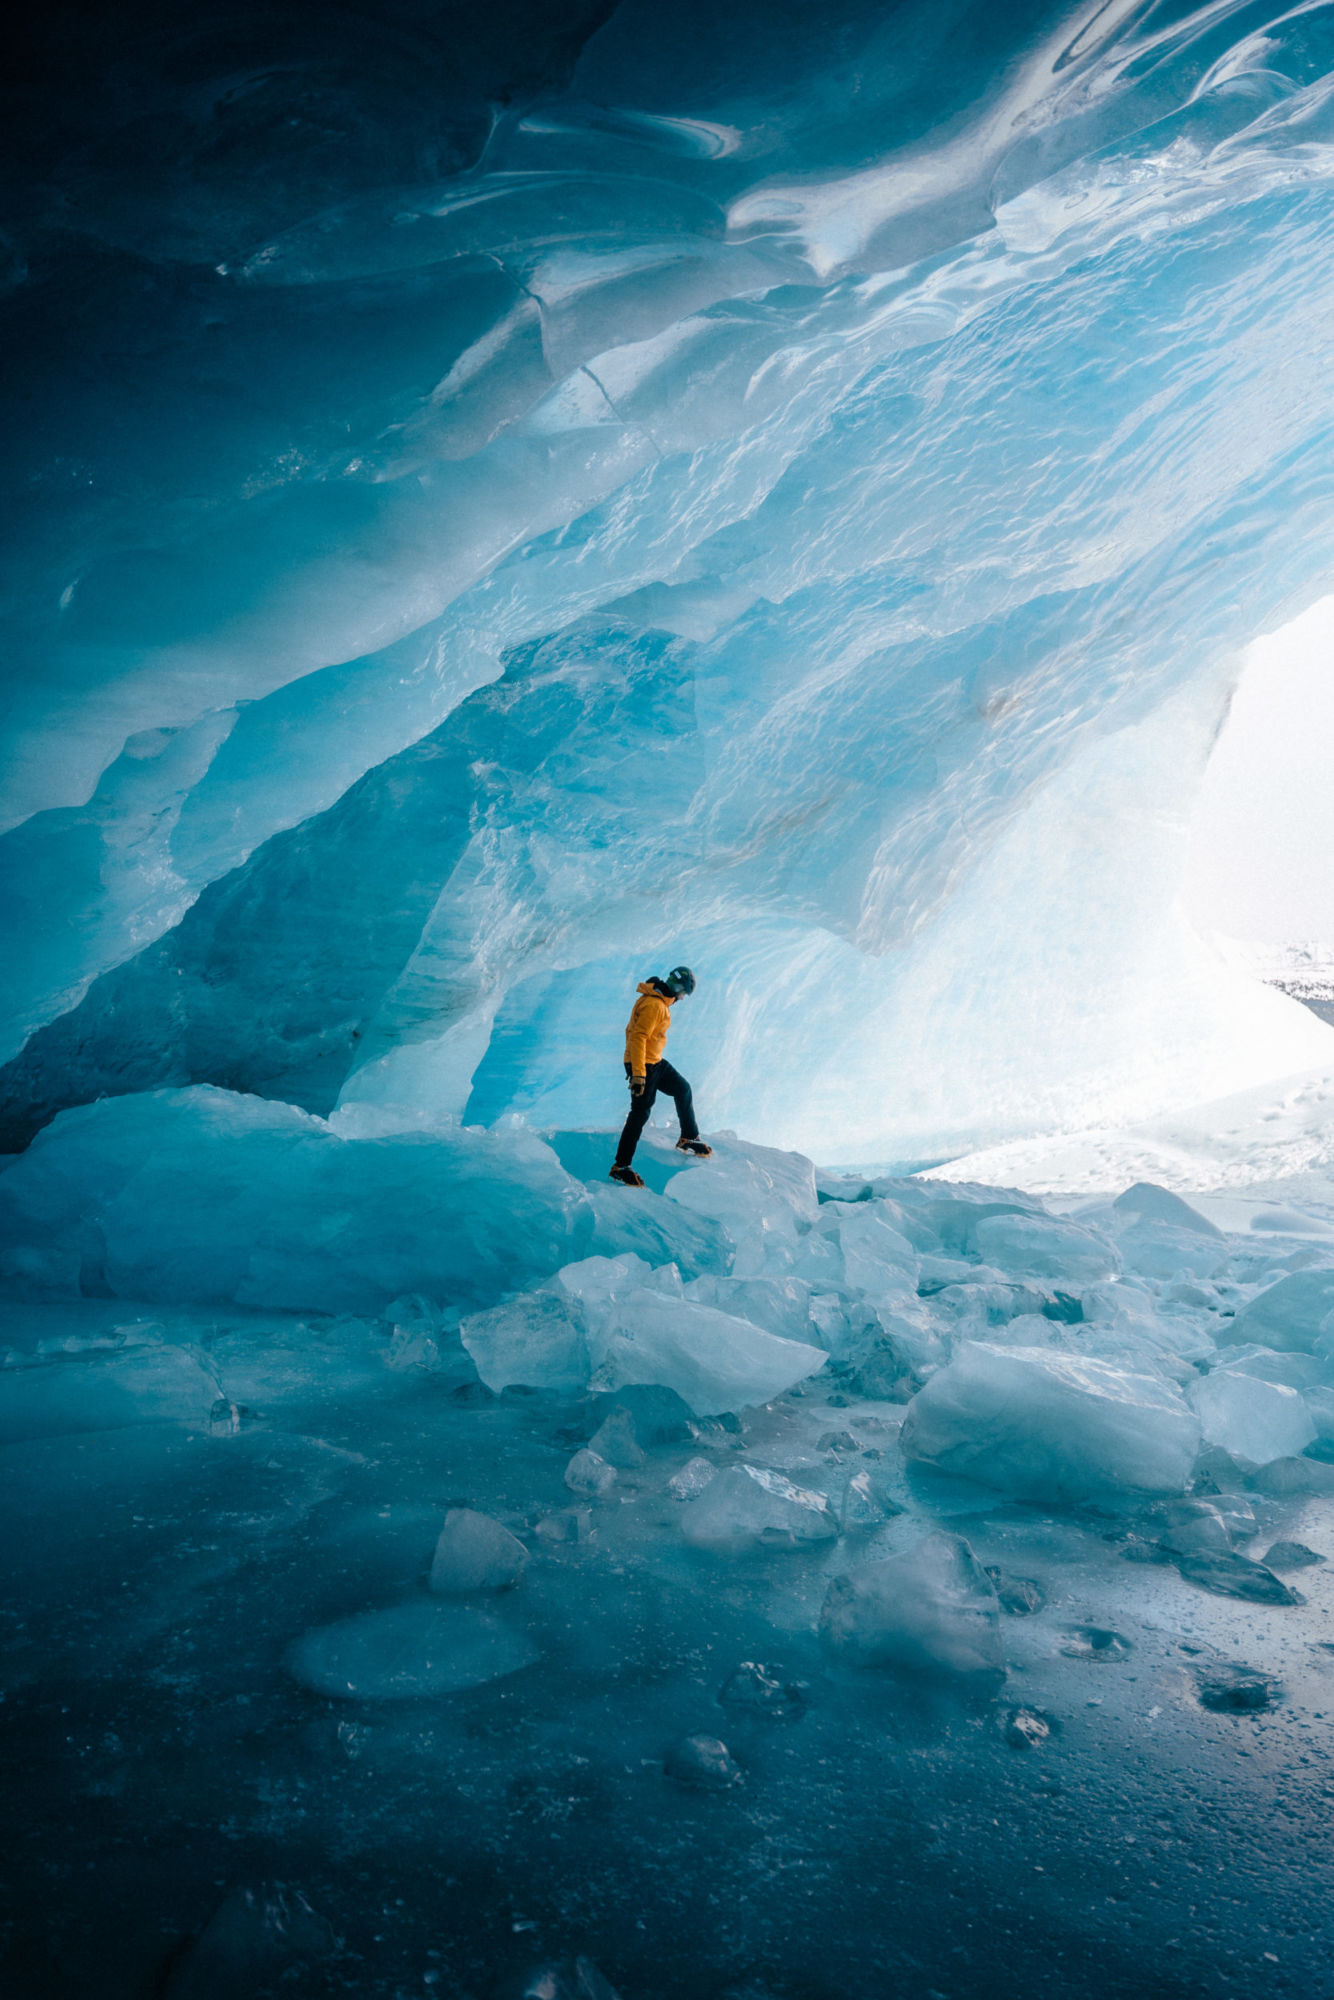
[637,980,673,1000]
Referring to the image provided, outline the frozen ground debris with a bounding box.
[9,1140,1334,1994]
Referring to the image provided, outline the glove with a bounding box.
[629,1074,646,1096]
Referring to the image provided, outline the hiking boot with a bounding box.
[609,1164,646,1187]
[675,1138,712,1158]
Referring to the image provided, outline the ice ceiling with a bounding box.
[6,0,1334,1172]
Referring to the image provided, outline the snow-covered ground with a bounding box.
[7,1114,1334,1995]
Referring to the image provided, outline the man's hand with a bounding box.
[629,1074,646,1096]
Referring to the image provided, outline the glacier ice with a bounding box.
[900,1342,1201,1500]
[9,0,1334,1167]
[1187,1369,1318,1469]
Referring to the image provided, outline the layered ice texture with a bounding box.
[7,0,1334,1180]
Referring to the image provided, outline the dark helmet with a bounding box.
[663,965,696,997]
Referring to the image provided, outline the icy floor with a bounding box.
[6,1134,1334,1997]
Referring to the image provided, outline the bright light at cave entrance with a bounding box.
[1186,595,1334,946]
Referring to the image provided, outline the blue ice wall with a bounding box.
[5,0,1334,1165]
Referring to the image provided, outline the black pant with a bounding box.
[615,1059,698,1168]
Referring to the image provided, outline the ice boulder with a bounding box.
[1222,1269,1334,1353]
[429,1510,528,1595]
[794,1203,917,1301]
[1114,1223,1230,1283]
[590,1295,826,1415]
[565,1448,617,1498]
[665,1140,818,1276]
[0,1086,591,1313]
[684,1273,815,1344]
[681,1464,837,1552]
[1188,1371,1317,1469]
[819,1533,1004,1684]
[461,1289,594,1396]
[900,1342,1200,1500]
[462,1251,825,1411]
[587,1405,646,1468]
[1211,1346,1323,1391]
[667,1455,717,1500]
[970,1212,1120,1284]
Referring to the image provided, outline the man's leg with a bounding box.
[654,1060,698,1143]
[614,1062,659,1169]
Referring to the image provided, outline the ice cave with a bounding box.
[8,1,1334,1993]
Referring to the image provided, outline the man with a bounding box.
[609,965,712,1187]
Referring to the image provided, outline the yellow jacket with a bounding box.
[624,981,674,1077]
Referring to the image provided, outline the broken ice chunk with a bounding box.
[1222,1269,1334,1353]
[286,1600,539,1700]
[586,1405,645,1468]
[1114,1221,1229,1282]
[983,1568,1046,1615]
[1213,1346,1323,1391]
[717,1662,806,1722]
[684,1273,814,1343]
[970,1212,1120,1283]
[681,1464,837,1551]
[1060,1626,1132,1660]
[665,1734,744,1791]
[819,1533,1004,1684]
[590,1294,826,1415]
[1262,1540,1324,1570]
[461,1290,592,1396]
[429,1509,528,1595]
[667,1455,717,1500]
[1304,1384,1334,1441]
[564,1448,617,1498]
[664,1140,818,1276]
[1187,1370,1316,1468]
[1174,1551,1302,1603]
[899,1342,1200,1500]
[588,1381,694,1444]
[838,1466,902,1531]
[1192,1661,1280,1712]
[1003,1707,1054,1748]
[534,1507,594,1544]
[1147,1497,1236,1558]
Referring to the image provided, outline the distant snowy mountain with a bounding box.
[1210,938,1334,1030]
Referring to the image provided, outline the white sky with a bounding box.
[1184,592,1334,944]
